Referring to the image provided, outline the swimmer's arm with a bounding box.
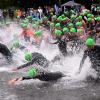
[79,53,87,72]
[22,76,37,80]
[21,75,41,80]
[17,60,35,70]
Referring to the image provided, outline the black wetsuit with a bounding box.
[0,43,12,63]
[22,71,64,81]
[16,52,65,82]
[80,45,100,75]
[54,36,68,57]
[17,52,50,69]
[95,23,100,33]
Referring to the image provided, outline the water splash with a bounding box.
[0,22,97,88]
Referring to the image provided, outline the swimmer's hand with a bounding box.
[8,77,23,85]
[8,78,18,85]
[11,68,18,72]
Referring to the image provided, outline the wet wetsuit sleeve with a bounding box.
[79,52,87,71]
[22,76,37,80]
[17,60,35,70]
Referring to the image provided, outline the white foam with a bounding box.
[0,22,97,88]
[0,67,11,72]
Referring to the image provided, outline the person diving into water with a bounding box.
[77,38,100,82]
[51,36,68,57]
[12,52,50,71]
[9,52,65,85]
[12,51,64,71]
[9,67,64,85]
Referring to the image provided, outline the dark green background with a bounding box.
[0,0,99,9]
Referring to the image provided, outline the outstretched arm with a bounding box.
[17,60,35,70]
[78,53,87,73]
[8,76,37,85]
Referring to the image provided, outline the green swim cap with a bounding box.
[50,22,55,27]
[64,11,69,15]
[32,24,37,28]
[77,16,82,20]
[70,28,76,33]
[43,16,48,20]
[80,13,84,16]
[96,16,100,21]
[77,29,83,34]
[57,16,62,21]
[63,27,69,33]
[71,15,76,19]
[13,40,20,48]
[76,22,82,26]
[87,18,92,22]
[86,10,90,14]
[28,68,37,77]
[21,23,28,28]
[68,23,74,27]
[55,23,60,28]
[34,30,42,36]
[24,52,32,61]
[52,15,57,19]
[87,14,93,18]
[38,19,42,23]
[61,14,65,18]
[63,18,67,21]
[86,38,94,46]
[55,30,63,36]
[83,9,90,14]
[83,11,87,15]
[27,16,32,19]
[23,19,29,23]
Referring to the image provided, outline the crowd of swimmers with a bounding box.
[0,6,99,85]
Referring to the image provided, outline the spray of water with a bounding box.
[0,23,97,88]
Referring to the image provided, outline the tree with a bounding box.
[0,0,14,9]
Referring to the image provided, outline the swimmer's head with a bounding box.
[54,30,63,36]
[86,38,95,49]
[76,22,82,27]
[63,27,69,33]
[96,16,100,22]
[70,28,76,33]
[28,68,37,77]
[24,52,32,61]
